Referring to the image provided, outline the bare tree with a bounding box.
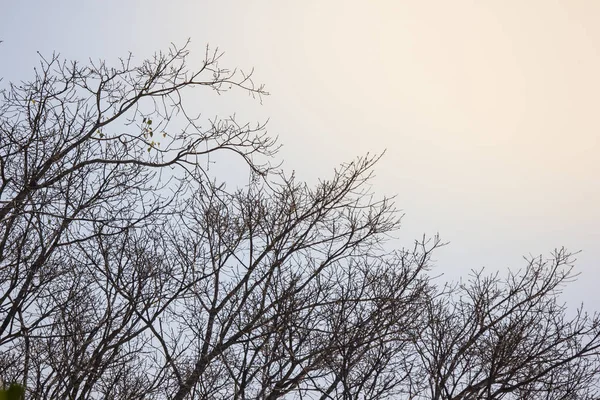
[414,249,600,400]
[1,44,599,400]
[0,43,435,399]
[0,41,275,398]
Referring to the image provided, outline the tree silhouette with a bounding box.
[1,43,599,399]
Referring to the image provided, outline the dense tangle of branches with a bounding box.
[1,43,599,399]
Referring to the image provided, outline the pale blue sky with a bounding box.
[1,1,598,305]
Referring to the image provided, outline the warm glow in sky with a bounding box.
[1,1,598,304]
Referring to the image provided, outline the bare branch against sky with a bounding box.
[1,2,599,399]
[0,40,599,399]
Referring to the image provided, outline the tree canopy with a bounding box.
[1,43,599,399]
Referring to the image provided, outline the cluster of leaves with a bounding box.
[0,384,24,400]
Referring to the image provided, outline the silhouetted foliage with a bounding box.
[1,43,599,399]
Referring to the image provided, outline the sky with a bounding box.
[1,1,598,306]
